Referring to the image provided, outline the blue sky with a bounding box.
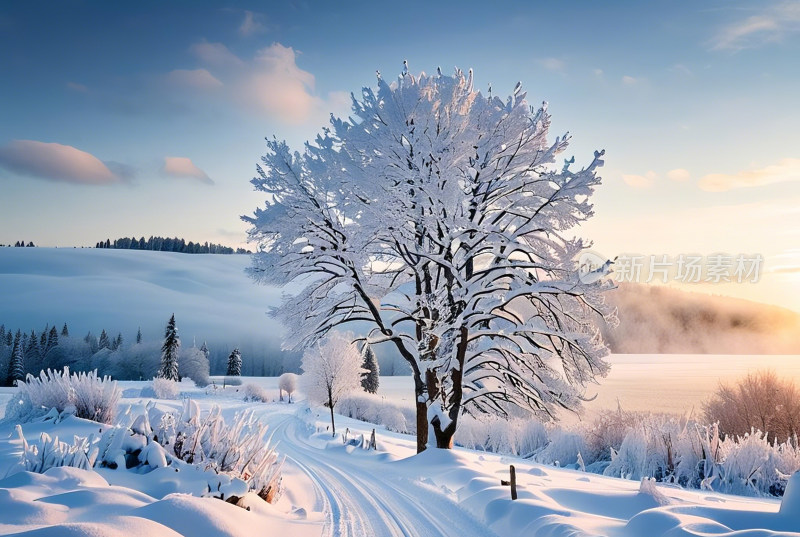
[1,1,799,309]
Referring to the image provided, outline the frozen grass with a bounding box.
[5,367,121,424]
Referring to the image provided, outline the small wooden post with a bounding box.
[501,465,518,500]
[370,428,376,450]
[510,465,517,500]
[343,428,350,444]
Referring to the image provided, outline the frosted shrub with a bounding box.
[278,372,298,403]
[604,427,649,480]
[171,400,283,502]
[533,428,586,467]
[151,377,180,399]
[148,377,180,399]
[243,383,270,402]
[337,393,415,434]
[16,425,94,473]
[6,367,121,424]
[14,399,284,504]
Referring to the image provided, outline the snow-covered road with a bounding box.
[269,414,498,537]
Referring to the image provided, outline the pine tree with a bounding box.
[40,329,47,350]
[5,331,12,346]
[6,331,24,386]
[26,330,40,372]
[61,323,69,337]
[226,347,242,377]
[47,326,59,353]
[158,314,180,381]
[98,329,110,349]
[360,342,380,394]
[112,333,123,350]
[200,341,210,361]
[136,327,142,344]
[0,325,5,344]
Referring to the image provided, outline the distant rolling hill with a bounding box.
[0,249,797,378]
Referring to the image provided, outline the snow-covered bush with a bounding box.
[169,400,283,502]
[16,425,94,473]
[243,383,270,402]
[14,399,283,504]
[151,377,180,399]
[337,393,415,434]
[278,372,298,403]
[5,367,121,424]
[179,345,210,387]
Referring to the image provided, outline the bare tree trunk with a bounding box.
[414,371,428,453]
[427,326,468,449]
[328,386,336,437]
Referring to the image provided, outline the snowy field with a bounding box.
[1,378,799,537]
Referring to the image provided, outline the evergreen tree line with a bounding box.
[0,321,212,387]
[0,318,288,387]
[0,241,36,247]
[95,236,250,255]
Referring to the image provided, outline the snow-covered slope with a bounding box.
[1,382,798,537]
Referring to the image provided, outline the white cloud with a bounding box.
[698,158,800,192]
[710,3,800,51]
[0,140,120,185]
[667,168,691,182]
[622,170,657,188]
[621,75,638,85]
[593,68,604,77]
[189,41,243,68]
[179,41,344,125]
[239,11,266,37]
[163,157,214,185]
[537,58,565,72]
[165,69,223,89]
[237,43,322,124]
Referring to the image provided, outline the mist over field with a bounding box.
[0,248,797,378]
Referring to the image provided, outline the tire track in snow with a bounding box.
[270,415,498,537]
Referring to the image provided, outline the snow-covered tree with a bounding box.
[25,330,42,376]
[98,329,110,350]
[136,327,142,344]
[5,331,24,386]
[180,344,211,387]
[246,65,613,451]
[46,326,58,355]
[61,323,69,337]
[360,342,379,394]
[278,372,298,402]
[226,347,242,377]
[158,314,180,381]
[301,332,364,436]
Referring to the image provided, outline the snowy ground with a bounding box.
[1,379,798,536]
